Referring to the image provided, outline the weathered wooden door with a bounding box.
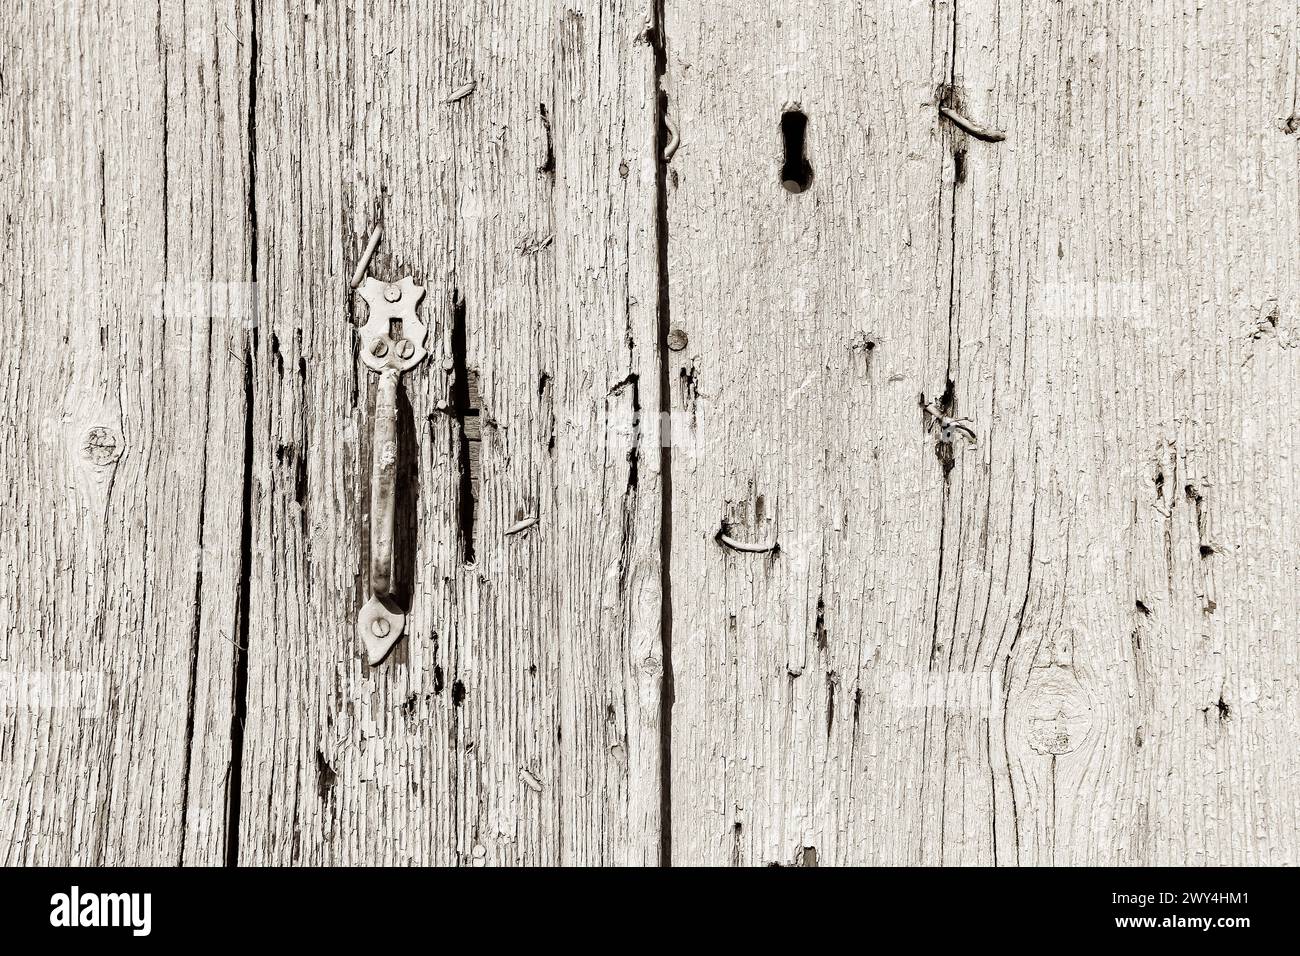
[3,0,1298,866]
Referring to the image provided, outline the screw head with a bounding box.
[667,328,689,351]
[370,338,389,357]
[384,285,402,303]
[370,617,391,638]
[397,339,415,359]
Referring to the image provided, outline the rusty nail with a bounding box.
[719,533,777,554]
[349,223,384,289]
[504,515,539,537]
[667,329,689,351]
[939,106,1005,143]
[663,115,680,162]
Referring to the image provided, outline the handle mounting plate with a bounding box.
[357,276,429,373]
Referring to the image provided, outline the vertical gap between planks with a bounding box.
[651,0,675,868]
[224,0,259,868]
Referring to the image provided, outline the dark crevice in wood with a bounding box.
[450,289,478,565]
[651,0,675,869]
[178,263,218,863]
[538,103,555,178]
[612,373,640,493]
[227,340,254,867]
[225,1,258,869]
[392,384,420,610]
[178,386,210,866]
[923,12,964,857]
[315,749,337,799]
[100,147,109,248]
[825,671,837,737]
[932,377,957,480]
[538,372,555,454]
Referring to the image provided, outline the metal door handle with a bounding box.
[355,276,428,665]
[369,369,399,597]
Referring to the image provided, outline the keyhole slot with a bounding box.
[780,109,813,193]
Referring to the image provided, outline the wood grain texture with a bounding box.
[663,0,952,866]
[3,0,1296,869]
[936,0,1300,866]
[0,2,251,864]
[237,0,663,864]
[665,0,1300,865]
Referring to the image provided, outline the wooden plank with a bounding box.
[663,1,954,865]
[4,0,1293,871]
[667,0,1300,866]
[238,0,663,864]
[0,2,251,864]
[939,0,1300,865]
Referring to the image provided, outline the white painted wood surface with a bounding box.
[936,0,1300,866]
[664,0,1300,865]
[0,2,251,864]
[236,0,662,865]
[2,0,1297,866]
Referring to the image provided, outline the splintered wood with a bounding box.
[1,0,1297,866]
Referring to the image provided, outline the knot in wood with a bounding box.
[81,426,123,466]
[1012,665,1093,758]
[639,652,663,677]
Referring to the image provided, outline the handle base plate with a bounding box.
[358,596,406,666]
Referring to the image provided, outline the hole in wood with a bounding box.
[779,109,813,193]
